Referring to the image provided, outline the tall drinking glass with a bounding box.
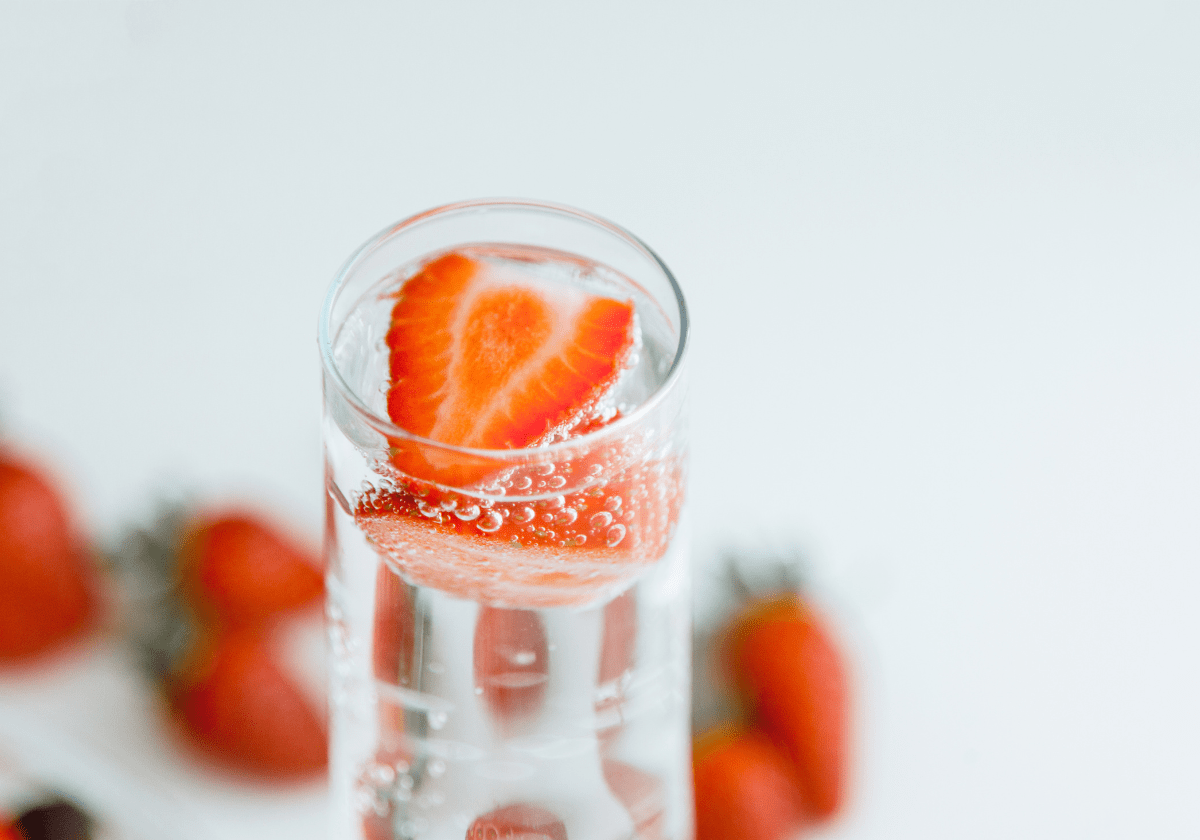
[320,200,690,840]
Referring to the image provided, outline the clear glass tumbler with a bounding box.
[320,200,690,840]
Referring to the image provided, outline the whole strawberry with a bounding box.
[178,512,324,629]
[113,503,326,779]
[0,449,97,664]
[724,593,850,821]
[165,627,327,778]
[693,726,809,840]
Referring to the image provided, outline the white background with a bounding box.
[2,2,1198,838]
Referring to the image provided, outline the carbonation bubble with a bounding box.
[606,524,627,548]
[588,463,604,476]
[548,475,567,489]
[515,475,533,491]
[590,512,612,530]
[417,501,441,520]
[535,463,555,476]
[605,495,622,512]
[541,513,554,524]
[574,533,587,545]
[455,504,481,521]
[476,511,503,532]
[368,762,396,786]
[545,495,565,511]
[513,506,535,523]
[555,507,578,526]
[439,498,458,511]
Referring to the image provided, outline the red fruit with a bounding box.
[166,629,327,778]
[386,250,635,452]
[353,454,683,608]
[724,595,849,820]
[0,451,95,663]
[603,759,664,840]
[473,606,549,726]
[693,727,809,840]
[466,803,567,840]
[0,822,21,840]
[180,512,323,628]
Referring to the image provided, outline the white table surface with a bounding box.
[2,3,1198,838]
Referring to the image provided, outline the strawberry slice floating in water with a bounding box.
[385,251,635,461]
[354,248,684,607]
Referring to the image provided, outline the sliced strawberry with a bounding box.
[180,511,323,628]
[166,629,327,778]
[473,606,549,727]
[724,595,849,821]
[384,250,635,486]
[353,454,683,608]
[693,727,810,840]
[466,803,567,840]
[0,452,96,663]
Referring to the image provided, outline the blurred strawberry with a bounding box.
[724,593,849,821]
[473,606,549,727]
[693,726,809,840]
[179,511,323,628]
[111,501,327,779]
[466,803,567,840]
[0,449,97,664]
[165,627,327,778]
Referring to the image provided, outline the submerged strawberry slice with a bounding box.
[354,455,683,608]
[384,251,635,484]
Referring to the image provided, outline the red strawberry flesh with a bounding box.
[385,250,636,454]
[0,454,95,663]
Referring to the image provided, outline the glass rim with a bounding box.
[318,197,690,462]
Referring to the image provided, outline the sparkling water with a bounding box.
[324,246,690,840]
